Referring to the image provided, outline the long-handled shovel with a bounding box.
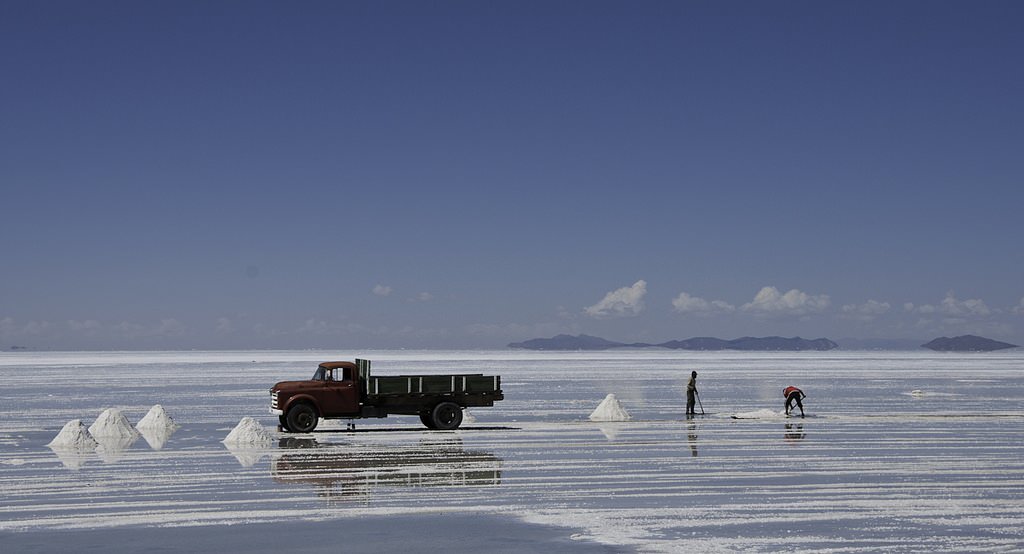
[696,390,705,415]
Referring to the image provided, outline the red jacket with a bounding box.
[783,386,802,398]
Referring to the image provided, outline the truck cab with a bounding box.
[271,361,364,430]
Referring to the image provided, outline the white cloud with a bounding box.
[296,318,334,336]
[0,317,56,339]
[115,321,148,338]
[68,319,101,332]
[372,284,393,297]
[671,292,735,315]
[464,321,573,339]
[24,321,51,335]
[912,291,991,317]
[1014,297,1024,315]
[403,291,435,303]
[840,300,891,321]
[68,319,102,336]
[0,317,54,338]
[941,292,990,316]
[741,286,830,316]
[214,317,234,334]
[392,325,450,340]
[585,280,647,318]
[156,318,186,337]
[114,319,186,339]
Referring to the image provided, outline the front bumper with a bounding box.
[270,408,283,415]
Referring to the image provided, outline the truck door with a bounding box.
[324,367,359,416]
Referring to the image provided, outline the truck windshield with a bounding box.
[312,367,326,381]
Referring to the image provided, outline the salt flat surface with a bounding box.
[2,349,1024,552]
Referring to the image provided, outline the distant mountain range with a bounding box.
[835,338,928,351]
[921,335,1019,352]
[508,334,838,351]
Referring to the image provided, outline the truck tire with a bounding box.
[279,415,290,431]
[419,412,437,429]
[286,403,319,433]
[429,402,463,430]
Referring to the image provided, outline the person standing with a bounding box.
[784,386,805,417]
[686,371,698,416]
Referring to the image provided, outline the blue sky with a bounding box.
[2,1,1023,349]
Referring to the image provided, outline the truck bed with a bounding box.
[365,374,501,396]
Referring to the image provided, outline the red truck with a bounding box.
[270,359,503,432]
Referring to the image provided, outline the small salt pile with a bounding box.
[731,408,786,419]
[88,408,140,439]
[462,409,477,424]
[223,417,273,447]
[589,393,631,422]
[48,420,99,449]
[137,404,178,431]
[136,405,178,450]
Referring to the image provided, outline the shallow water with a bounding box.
[1,350,1023,552]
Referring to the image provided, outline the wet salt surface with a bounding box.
[2,350,1024,552]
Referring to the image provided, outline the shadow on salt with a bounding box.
[94,435,139,464]
[49,447,96,470]
[596,423,627,441]
[225,446,268,468]
[138,426,175,450]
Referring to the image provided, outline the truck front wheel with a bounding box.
[419,412,436,429]
[286,403,319,433]
[429,402,463,430]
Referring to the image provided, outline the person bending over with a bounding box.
[784,386,805,417]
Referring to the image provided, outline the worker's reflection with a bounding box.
[784,423,806,444]
[687,419,698,457]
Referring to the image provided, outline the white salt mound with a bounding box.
[589,393,631,422]
[732,409,787,419]
[48,420,99,448]
[223,417,273,446]
[137,404,178,431]
[910,389,925,397]
[88,408,140,439]
[462,409,477,424]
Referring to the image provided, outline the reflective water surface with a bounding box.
[1,350,1023,552]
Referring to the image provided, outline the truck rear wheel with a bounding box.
[286,403,319,433]
[429,402,463,430]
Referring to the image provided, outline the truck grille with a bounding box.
[271,390,279,410]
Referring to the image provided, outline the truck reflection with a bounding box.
[271,437,502,502]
